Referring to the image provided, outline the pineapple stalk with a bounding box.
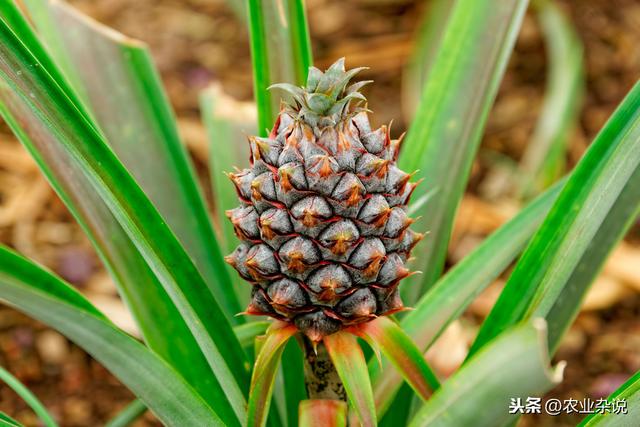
[300,338,347,401]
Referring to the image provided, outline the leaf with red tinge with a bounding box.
[299,400,347,427]
[247,322,297,427]
[324,332,376,427]
[350,317,440,416]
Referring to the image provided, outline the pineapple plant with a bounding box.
[0,0,638,426]
[226,59,420,342]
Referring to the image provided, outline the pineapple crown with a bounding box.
[269,58,371,127]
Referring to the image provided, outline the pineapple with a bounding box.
[225,59,422,342]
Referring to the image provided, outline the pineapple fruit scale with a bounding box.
[225,59,422,342]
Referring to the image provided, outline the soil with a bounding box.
[1,0,639,426]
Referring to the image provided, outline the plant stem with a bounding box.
[301,337,346,400]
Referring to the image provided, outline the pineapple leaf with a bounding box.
[373,179,563,416]
[22,0,242,323]
[469,79,640,359]
[247,0,274,134]
[234,321,272,349]
[105,400,147,427]
[401,0,454,120]
[298,400,348,427]
[0,365,57,427]
[350,317,440,417]
[306,92,333,114]
[200,86,256,305]
[518,0,584,198]
[0,245,223,426]
[579,369,640,426]
[324,332,377,427]
[399,0,529,301]
[247,0,313,135]
[0,13,248,425]
[0,413,22,427]
[409,320,563,427]
[306,67,323,91]
[1,1,246,410]
[280,340,307,427]
[269,83,306,106]
[247,322,297,427]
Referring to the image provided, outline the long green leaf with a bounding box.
[469,79,640,358]
[0,366,58,427]
[247,322,297,427]
[247,0,313,134]
[105,400,147,427]
[234,320,271,349]
[518,0,584,197]
[401,180,563,347]
[247,0,272,135]
[0,15,248,425]
[409,320,563,427]
[0,0,91,123]
[351,317,440,417]
[199,85,255,305]
[580,370,640,426]
[280,339,307,427]
[324,332,376,427]
[0,1,238,411]
[401,0,454,120]
[200,86,255,253]
[399,0,529,301]
[0,245,222,426]
[0,413,23,427]
[545,169,640,352]
[372,179,563,415]
[298,400,347,427]
[24,0,241,322]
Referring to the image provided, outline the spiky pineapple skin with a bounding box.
[225,60,421,342]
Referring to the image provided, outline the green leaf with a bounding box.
[378,385,413,427]
[579,370,640,426]
[409,320,564,427]
[518,0,584,197]
[280,339,307,427]
[324,332,376,427]
[247,0,313,135]
[350,317,440,417]
[298,400,347,427]
[0,365,58,427]
[545,167,640,353]
[469,80,640,358]
[0,14,248,425]
[234,321,271,349]
[199,85,255,305]
[247,0,273,134]
[0,245,222,426]
[200,86,255,252]
[23,0,242,322]
[0,0,229,407]
[372,179,563,415]
[105,400,147,427]
[0,0,91,124]
[399,0,529,301]
[247,322,297,427]
[402,179,564,348]
[0,413,23,427]
[401,0,454,119]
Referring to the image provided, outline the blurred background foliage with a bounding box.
[0,0,639,425]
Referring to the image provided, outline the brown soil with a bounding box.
[1,0,639,426]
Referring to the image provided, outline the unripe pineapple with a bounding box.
[225,59,422,342]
